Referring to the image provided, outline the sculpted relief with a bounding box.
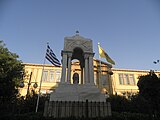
[64,35,93,53]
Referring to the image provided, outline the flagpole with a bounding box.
[98,42,102,88]
[35,43,48,113]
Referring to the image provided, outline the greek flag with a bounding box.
[45,45,61,66]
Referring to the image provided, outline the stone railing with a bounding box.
[43,100,111,118]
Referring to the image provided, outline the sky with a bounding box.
[1,0,160,71]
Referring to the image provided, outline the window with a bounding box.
[118,73,135,85]
[55,70,61,82]
[50,71,55,82]
[42,71,48,82]
[129,74,135,85]
[119,74,124,85]
[42,70,60,82]
[124,74,129,85]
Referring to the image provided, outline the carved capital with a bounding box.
[61,50,68,56]
[84,54,90,59]
[88,53,95,57]
[67,53,72,58]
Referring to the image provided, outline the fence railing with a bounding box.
[43,100,111,118]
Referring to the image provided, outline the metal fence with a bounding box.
[43,100,111,118]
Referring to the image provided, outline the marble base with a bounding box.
[49,83,106,102]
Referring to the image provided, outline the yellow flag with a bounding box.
[98,43,115,65]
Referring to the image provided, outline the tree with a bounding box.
[129,94,151,114]
[108,95,130,112]
[0,40,24,101]
[137,70,160,117]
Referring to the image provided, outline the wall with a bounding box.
[20,61,160,97]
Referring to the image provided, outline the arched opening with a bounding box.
[71,47,84,68]
[71,47,84,84]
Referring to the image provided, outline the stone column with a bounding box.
[89,53,95,84]
[81,67,83,84]
[67,53,72,83]
[61,51,68,83]
[84,54,89,84]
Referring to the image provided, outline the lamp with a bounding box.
[19,72,38,96]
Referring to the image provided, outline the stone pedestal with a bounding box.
[50,83,106,102]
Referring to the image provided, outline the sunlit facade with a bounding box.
[111,68,150,97]
[19,60,160,97]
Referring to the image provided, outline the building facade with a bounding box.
[19,60,160,97]
[111,68,150,97]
